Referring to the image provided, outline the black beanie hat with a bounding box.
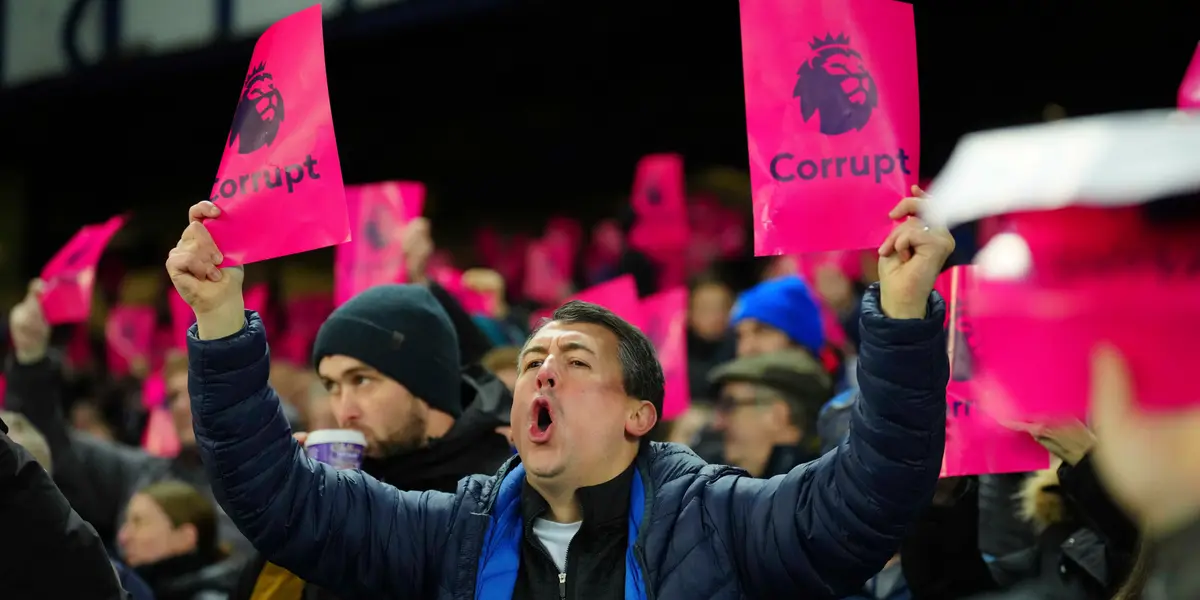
[312,285,462,418]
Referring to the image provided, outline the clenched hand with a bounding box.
[165,201,245,340]
[877,186,956,319]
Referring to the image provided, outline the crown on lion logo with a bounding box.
[245,62,268,85]
[809,32,852,50]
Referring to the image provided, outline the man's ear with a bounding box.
[625,400,658,438]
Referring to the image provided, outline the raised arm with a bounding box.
[714,286,947,597]
[713,191,954,597]
[169,201,456,598]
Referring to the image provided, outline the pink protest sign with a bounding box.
[204,5,348,266]
[105,305,157,377]
[142,407,181,459]
[244,284,274,334]
[39,216,126,324]
[523,239,571,305]
[973,207,1200,422]
[641,288,691,420]
[141,371,167,410]
[276,294,332,365]
[939,266,1049,477]
[1179,42,1200,110]
[169,289,196,349]
[573,275,643,329]
[335,182,425,305]
[740,0,919,255]
[628,154,690,257]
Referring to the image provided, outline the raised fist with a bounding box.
[877,186,956,319]
[165,201,245,339]
[8,280,50,364]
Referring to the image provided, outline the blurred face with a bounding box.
[319,355,427,459]
[167,371,195,448]
[711,381,787,476]
[514,322,654,489]
[117,494,197,567]
[735,319,794,357]
[689,283,734,341]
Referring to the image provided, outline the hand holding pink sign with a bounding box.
[740,0,919,255]
[39,215,126,324]
[204,5,348,266]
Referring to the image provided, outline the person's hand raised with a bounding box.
[9,280,50,365]
[1091,345,1200,537]
[165,201,245,340]
[877,186,956,319]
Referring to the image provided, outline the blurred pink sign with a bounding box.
[973,206,1200,422]
[335,181,425,305]
[741,0,919,255]
[142,407,181,458]
[641,288,691,420]
[939,266,1049,477]
[1179,42,1200,109]
[204,6,348,266]
[105,305,157,377]
[523,239,571,305]
[39,215,126,324]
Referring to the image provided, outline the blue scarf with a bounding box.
[474,464,649,599]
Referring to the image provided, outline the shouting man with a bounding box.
[170,195,953,599]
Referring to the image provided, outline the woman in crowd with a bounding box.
[119,480,241,600]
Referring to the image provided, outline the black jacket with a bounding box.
[903,456,1137,600]
[514,464,635,600]
[3,352,250,556]
[0,414,129,599]
[231,365,514,600]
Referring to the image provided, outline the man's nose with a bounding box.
[333,392,361,425]
[535,358,558,390]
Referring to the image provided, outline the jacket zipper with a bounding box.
[533,534,572,600]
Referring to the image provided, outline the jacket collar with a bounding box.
[520,462,635,531]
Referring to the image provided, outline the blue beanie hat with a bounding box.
[730,275,825,356]
[312,285,462,417]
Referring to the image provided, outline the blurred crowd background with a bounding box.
[0,2,1198,599]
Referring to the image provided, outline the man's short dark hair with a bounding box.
[524,301,666,416]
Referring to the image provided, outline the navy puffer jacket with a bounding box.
[188,285,947,600]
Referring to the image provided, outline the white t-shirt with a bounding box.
[531,518,582,572]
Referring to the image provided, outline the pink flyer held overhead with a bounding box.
[938,267,1049,477]
[740,0,919,255]
[573,275,643,329]
[641,288,691,420]
[205,5,348,266]
[972,207,1200,422]
[335,182,425,305]
[628,153,690,258]
[39,215,126,324]
[1179,42,1200,109]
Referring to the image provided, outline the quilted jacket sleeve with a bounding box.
[188,312,458,599]
[712,284,947,598]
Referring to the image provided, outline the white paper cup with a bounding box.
[304,429,367,470]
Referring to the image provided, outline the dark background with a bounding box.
[0,0,1196,277]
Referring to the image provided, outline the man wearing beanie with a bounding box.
[232,285,513,600]
[730,275,826,359]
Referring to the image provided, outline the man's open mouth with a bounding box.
[534,398,553,432]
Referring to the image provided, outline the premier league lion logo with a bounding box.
[228,62,286,155]
[793,33,879,136]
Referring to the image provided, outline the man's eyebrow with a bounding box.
[517,341,596,365]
